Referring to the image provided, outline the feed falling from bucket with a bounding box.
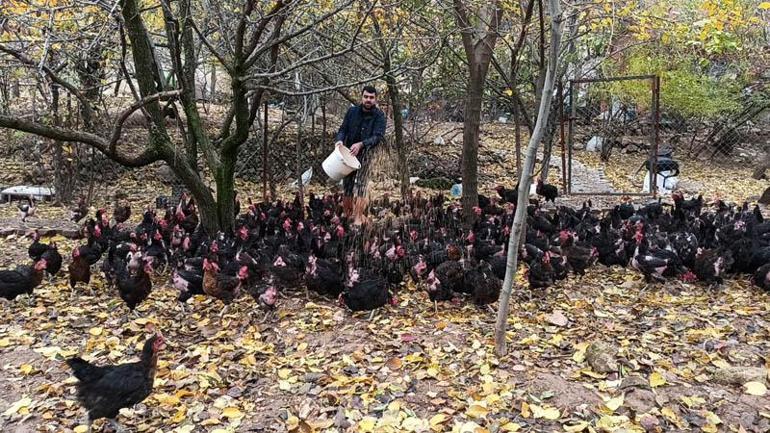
[322,143,361,181]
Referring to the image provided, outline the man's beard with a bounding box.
[362,102,374,110]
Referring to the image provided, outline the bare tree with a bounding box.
[495,0,565,357]
[0,0,382,233]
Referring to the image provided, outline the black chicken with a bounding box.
[0,259,47,300]
[495,185,518,204]
[71,196,89,223]
[752,263,770,292]
[41,243,63,277]
[306,255,343,298]
[340,268,396,318]
[631,232,670,283]
[536,179,558,203]
[527,253,554,289]
[66,334,165,433]
[172,268,204,303]
[27,230,49,261]
[117,259,154,312]
[464,261,502,306]
[692,248,732,286]
[426,260,464,310]
[18,196,36,222]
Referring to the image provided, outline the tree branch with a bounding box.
[0,114,161,167]
[0,44,96,125]
[110,90,182,152]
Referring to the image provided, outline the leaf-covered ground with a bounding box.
[1,230,770,433]
[1,121,770,432]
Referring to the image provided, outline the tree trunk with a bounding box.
[461,68,484,222]
[386,75,408,198]
[495,0,564,357]
[453,0,503,226]
[217,152,237,233]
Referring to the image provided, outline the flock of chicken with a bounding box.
[3,188,770,313]
[2,187,770,431]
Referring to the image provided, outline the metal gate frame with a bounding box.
[563,75,660,196]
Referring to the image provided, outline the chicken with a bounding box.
[202,258,247,307]
[495,185,518,204]
[536,179,558,203]
[672,192,703,216]
[27,229,49,261]
[692,248,732,286]
[173,268,204,303]
[631,232,670,283]
[427,260,464,309]
[527,252,555,289]
[340,268,396,316]
[18,196,36,222]
[464,261,502,306]
[113,202,131,225]
[66,334,165,433]
[752,263,770,291]
[41,243,63,276]
[305,255,343,298]
[70,196,89,223]
[77,238,105,266]
[69,248,92,290]
[0,259,47,300]
[244,278,279,321]
[559,231,598,276]
[117,259,153,312]
[270,246,305,288]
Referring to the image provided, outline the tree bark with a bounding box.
[461,68,484,218]
[495,0,564,357]
[453,0,503,226]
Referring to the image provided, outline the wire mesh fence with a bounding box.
[566,75,660,195]
[564,74,770,197]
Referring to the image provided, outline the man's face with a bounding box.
[361,90,376,110]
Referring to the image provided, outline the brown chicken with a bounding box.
[69,248,92,292]
[202,258,247,314]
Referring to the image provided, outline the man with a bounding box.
[334,85,386,222]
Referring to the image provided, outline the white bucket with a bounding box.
[322,143,361,181]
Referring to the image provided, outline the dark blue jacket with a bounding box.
[335,104,386,150]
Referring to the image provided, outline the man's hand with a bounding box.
[335,140,343,147]
[349,142,363,157]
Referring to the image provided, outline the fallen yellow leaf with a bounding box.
[466,404,489,418]
[2,396,32,416]
[221,406,243,419]
[429,413,448,427]
[604,394,624,412]
[649,371,666,388]
[563,421,589,432]
[500,421,521,431]
[531,404,560,420]
[520,401,531,418]
[744,381,767,396]
[358,416,377,433]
